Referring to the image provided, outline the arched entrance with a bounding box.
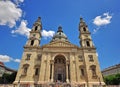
[54,55,66,82]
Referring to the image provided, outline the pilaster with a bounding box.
[45,53,51,82]
[39,53,46,82]
[70,53,76,82]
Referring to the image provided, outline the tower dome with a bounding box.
[51,26,69,42]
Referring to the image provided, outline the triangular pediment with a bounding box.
[42,41,78,48]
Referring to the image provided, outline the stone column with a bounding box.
[50,60,54,82]
[66,60,69,83]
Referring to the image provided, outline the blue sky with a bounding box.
[0,0,120,70]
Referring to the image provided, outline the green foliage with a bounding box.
[10,72,17,83]
[104,73,120,85]
[0,72,17,84]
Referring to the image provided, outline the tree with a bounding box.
[0,72,17,84]
[9,72,17,83]
[104,73,120,85]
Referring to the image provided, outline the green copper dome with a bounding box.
[51,26,69,42]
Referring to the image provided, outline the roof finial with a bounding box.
[80,17,84,22]
[57,26,63,32]
[36,16,41,22]
[34,17,42,25]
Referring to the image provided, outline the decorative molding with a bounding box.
[42,41,78,48]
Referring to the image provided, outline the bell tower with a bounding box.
[78,17,104,86]
[79,18,94,48]
[25,17,42,47]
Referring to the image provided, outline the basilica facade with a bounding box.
[14,17,105,87]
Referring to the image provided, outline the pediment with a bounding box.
[42,41,78,48]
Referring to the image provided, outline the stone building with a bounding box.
[0,62,16,77]
[14,17,105,87]
[102,63,120,76]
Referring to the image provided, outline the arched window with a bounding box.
[31,40,34,46]
[26,54,31,60]
[86,41,90,47]
[90,65,96,77]
[79,65,85,76]
[23,67,28,75]
[81,69,84,76]
[78,55,83,62]
[22,64,29,76]
[54,57,65,64]
[88,55,94,62]
[35,26,38,31]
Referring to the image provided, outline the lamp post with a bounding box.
[18,75,21,87]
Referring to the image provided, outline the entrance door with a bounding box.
[54,55,66,82]
[58,74,62,81]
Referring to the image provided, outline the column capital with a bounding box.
[50,60,54,64]
[66,60,70,65]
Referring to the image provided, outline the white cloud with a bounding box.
[0,1,55,39]
[0,55,11,62]
[42,30,55,39]
[0,1,22,28]
[93,12,112,26]
[14,0,24,6]
[92,12,112,34]
[17,0,24,3]
[0,54,20,63]
[14,59,21,63]
[93,27,100,34]
[11,20,31,38]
